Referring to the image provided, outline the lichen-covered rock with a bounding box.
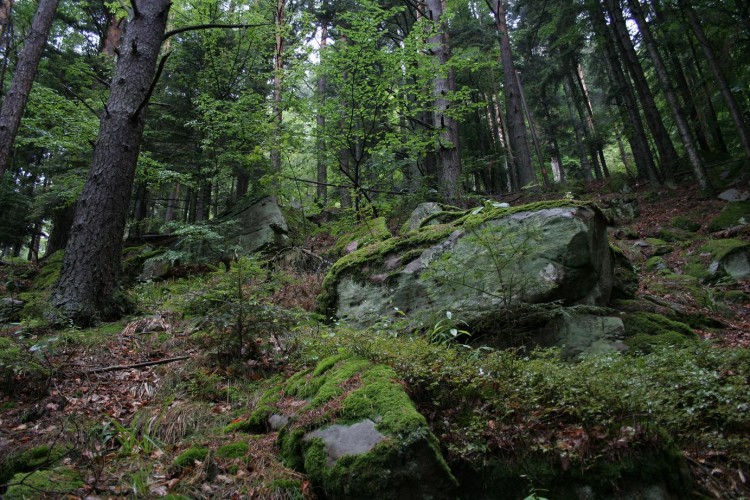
[541,313,627,360]
[322,202,613,337]
[702,239,750,281]
[402,202,444,232]
[232,354,457,499]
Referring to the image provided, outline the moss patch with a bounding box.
[333,217,391,254]
[173,447,209,468]
[708,201,750,232]
[701,238,750,262]
[4,467,83,499]
[623,312,697,353]
[671,216,701,232]
[216,441,249,459]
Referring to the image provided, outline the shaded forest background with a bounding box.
[0,0,749,322]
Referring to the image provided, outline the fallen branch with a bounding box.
[87,355,190,374]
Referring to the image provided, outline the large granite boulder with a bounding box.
[320,201,614,336]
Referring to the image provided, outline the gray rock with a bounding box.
[268,414,290,430]
[403,202,443,232]
[543,314,627,360]
[229,196,290,253]
[718,188,750,202]
[716,249,750,280]
[334,206,613,337]
[0,297,23,323]
[304,419,386,466]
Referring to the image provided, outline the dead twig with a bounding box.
[87,356,190,374]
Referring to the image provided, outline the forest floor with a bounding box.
[1,176,750,498]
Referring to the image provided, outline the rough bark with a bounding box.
[680,0,750,158]
[52,0,171,325]
[489,0,535,188]
[425,0,461,203]
[627,0,712,194]
[0,0,59,178]
[101,13,124,57]
[270,0,285,183]
[591,2,659,184]
[604,0,678,183]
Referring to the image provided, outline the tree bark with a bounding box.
[591,2,659,184]
[270,0,285,186]
[425,0,461,203]
[604,0,678,183]
[0,0,59,178]
[52,0,171,326]
[101,13,125,57]
[627,0,713,194]
[488,0,535,188]
[680,0,750,158]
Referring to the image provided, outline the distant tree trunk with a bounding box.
[164,183,180,224]
[605,0,678,184]
[575,62,609,177]
[566,71,599,181]
[488,0,535,188]
[53,0,171,326]
[425,0,461,203]
[316,21,328,205]
[679,0,750,158]
[627,0,713,194]
[0,0,59,178]
[683,42,728,154]
[270,0,285,185]
[591,2,659,184]
[338,147,352,209]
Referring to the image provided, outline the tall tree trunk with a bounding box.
[270,0,285,186]
[591,2,659,184]
[604,0,678,183]
[575,61,609,177]
[563,79,593,184]
[680,0,750,158]
[627,0,713,194]
[0,0,59,178]
[683,43,728,154]
[488,0,534,188]
[316,21,328,205]
[53,0,171,326]
[425,0,461,203]
[164,183,181,224]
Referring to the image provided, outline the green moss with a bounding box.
[317,199,596,316]
[671,216,701,232]
[644,256,667,271]
[645,238,673,256]
[708,201,750,232]
[32,251,64,291]
[701,238,750,261]
[173,447,209,468]
[333,217,391,254]
[623,312,697,353]
[224,378,285,433]
[216,441,249,459]
[4,467,83,499]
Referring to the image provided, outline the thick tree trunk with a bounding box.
[605,0,678,183]
[52,0,171,326]
[627,0,713,194]
[680,0,750,158]
[0,0,59,178]
[592,2,659,184]
[489,0,535,189]
[425,0,461,203]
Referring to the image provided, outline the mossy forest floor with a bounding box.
[1,174,750,498]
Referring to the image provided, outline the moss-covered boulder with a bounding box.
[3,467,83,499]
[321,201,613,336]
[708,201,750,232]
[622,312,697,353]
[702,239,750,281]
[234,354,457,499]
[333,216,391,255]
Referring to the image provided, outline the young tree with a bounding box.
[53,0,171,325]
[0,0,59,178]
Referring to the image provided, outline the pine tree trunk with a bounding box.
[604,0,678,183]
[0,0,59,178]
[591,2,659,185]
[490,0,535,188]
[425,0,461,203]
[680,0,750,158]
[52,0,171,326]
[627,0,713,194]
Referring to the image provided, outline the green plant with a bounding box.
[96,420,162,456]
[426,310,471,346]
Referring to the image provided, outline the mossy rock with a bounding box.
[702,239,750,281]
[333,217,391,255]
[4,467,83,499]
[277,354,457,499]
[611,245,638,300]
[671,216,701,233]
[622,312,697,353]
[644,238,673,256]
[644,255,668,272]
[707,201,750,232]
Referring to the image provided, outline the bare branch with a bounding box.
[163,23,272,41]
